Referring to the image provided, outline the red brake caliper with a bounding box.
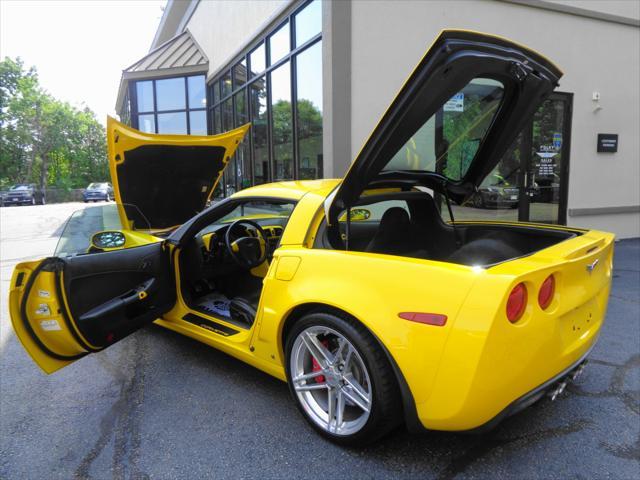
[312,340,329,383]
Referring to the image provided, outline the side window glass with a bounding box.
[366,200,410,221]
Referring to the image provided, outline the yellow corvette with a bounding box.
[9,31,613,445]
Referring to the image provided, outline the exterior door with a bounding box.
[518,92,572,224]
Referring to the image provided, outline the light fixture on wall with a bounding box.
[592,91,603,112]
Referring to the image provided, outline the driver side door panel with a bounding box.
[9,242,175,374]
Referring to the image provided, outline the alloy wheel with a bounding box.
[290,326,372,436]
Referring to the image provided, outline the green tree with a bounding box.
[0,57,108,191]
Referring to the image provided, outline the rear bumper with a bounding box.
[465,351,591,434]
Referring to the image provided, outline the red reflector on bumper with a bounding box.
[398,312,447,326]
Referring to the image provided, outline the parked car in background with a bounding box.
[1,184,45,206]
[471,173,519,209]
[83,182,113,202]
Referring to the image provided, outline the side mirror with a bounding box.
[91,231,126,249]
[338,208,372,222]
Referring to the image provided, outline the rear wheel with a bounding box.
[285,312,401,446]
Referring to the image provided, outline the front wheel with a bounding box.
[285,312,401,446]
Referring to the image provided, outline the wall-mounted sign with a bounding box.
[444,92,464,112]
[597,134,618,153]
[535,150,558,176]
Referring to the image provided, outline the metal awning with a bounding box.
[115,30,208,113]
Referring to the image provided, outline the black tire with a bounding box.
[285,311,401,446]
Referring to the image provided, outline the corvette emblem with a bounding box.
[586,258,599,274]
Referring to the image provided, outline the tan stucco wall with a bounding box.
[186,0,290,78]
[350,0,640,238]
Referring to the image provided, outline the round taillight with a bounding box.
[538,274,555,310]
[506,283,527,323]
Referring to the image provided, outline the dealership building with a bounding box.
[115,0,639,238]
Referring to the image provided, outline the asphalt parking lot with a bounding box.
[1,203,638,479]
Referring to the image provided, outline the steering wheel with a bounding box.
[224,219,269,269]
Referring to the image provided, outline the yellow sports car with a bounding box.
[9,30,613,445]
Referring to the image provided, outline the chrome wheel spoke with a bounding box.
[335,389,345,431]
[343,375,371,406]
[327,388,336,432]
[301,331,332,368]
[293,370,326,383]
[294,382,328,392]
[341,387,371,413]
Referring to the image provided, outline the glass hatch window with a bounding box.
[384,78,504,181]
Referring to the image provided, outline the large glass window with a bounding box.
[385,78,504,180]
[132,75,206,135]
[296,41,323,180]
[208,0,322,195]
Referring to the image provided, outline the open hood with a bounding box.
[326,30,562,224]
[107,117,249,231]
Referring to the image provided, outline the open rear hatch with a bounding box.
[325,29,563,223]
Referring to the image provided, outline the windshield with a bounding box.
[10,185,30,190]
[384,77,504,180]
[87,183,108,189]
[54,203,151,257]
[216,201,295,226]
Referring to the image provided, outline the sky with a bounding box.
[1,0,167,125]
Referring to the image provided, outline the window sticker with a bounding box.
[40,320,62,331]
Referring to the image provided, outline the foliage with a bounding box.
[0,57,108,190]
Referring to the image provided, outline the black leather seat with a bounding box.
[365,207,429,258]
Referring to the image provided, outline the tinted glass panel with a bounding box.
[212,106,222,134]
[221,71,232,98]
[296,41,323,179]
[295,0,321,47]
[138,114,155,133]
[222,97,234,131]
[269,22,290,65]
[249,42,266,77]
[156,77,186,111]
[136,81,154,112]
[189,110,207,135]
[384,78,504,181]
[271,62,293,181]
[157,112,187,134]
[212,81,220,104]
[234,90,250,190]
[188,75,206,109]
[233,59,247,88]
[250,77,269,184]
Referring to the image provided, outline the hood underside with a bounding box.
[107,117,248,230]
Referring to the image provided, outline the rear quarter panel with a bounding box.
[253,247,480,407]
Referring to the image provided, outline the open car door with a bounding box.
[9,243,175,374]
[10,120,250,374]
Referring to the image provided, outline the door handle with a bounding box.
[79,279,157,322]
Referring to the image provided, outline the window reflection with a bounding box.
[234,90,250,189]
[271,62,293,181]
[138,114,155,133]
[157,112,187,134]
[136,81,154,112]
[295,0,321,47]
[221,71,232,98]
[189,110,207,135]
[269,22,290,65]
[249,42,266,77]
[250,76,268,184]
[233,59,247,89]
[156,78,186,111]
[188,76,206,109]
[296,41,323,179]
